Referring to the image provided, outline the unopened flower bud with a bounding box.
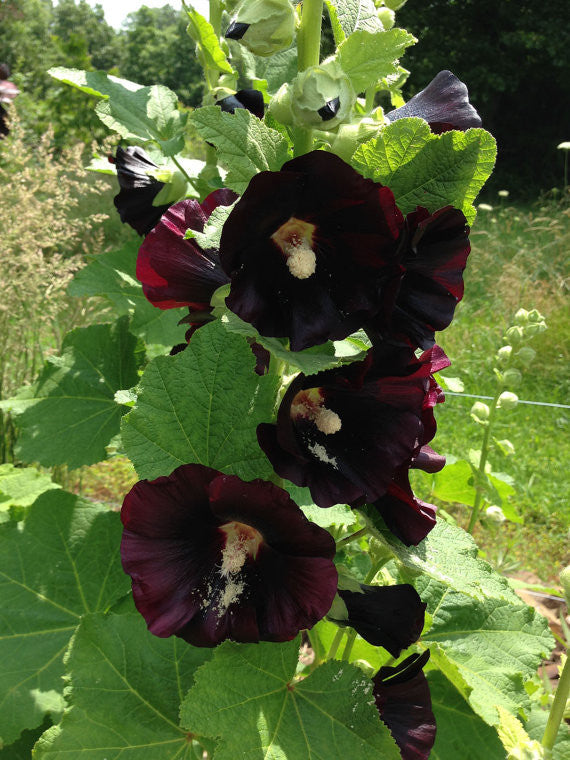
[502,368,522,387]
[514,308,530,325]
[560,567,570,606]
[527,309,544,323]
[498,190,510,198]
[496,439,516,456]
[516,346,536,366]
[497,391,518,410]
[470,401,490,423]
[377,6,395,28]
[524,321,547,337]
[225,0,295,57]
[486,505,506,524]
[505,325,524,344]
[496,345,513,364]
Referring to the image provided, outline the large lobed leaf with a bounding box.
[191,107,290,194]
[327,0,383,36]
[121,320,279,481]
[180,637,399,759]
[338,29,417,93]
[2,318,141,470]
[34,610,212,759]
[352,117,497,224]
[0,491,128,746]
[0,464,59,512]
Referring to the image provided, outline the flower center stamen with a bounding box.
[271,217,317,280]
[219,521,263,577]
[291,388,342,435]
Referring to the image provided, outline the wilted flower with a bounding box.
[386,70,481,133]
[220,150,404,351]
[137,189,237,310]
[121,464,338,647]
[257,343,449,510]
[216,89,265,120]
[332,583,426,656]
[373,650,436,760]
[111,146,171,236]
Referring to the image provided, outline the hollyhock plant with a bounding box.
[386,69,482,133]
[110,146,171,236]
[257,343,449,511]
[216,89,265,120]
[219,150,404,351]
[333,583,426,657]
[374,651,436,760]
[120,463,338,647]
[136,189,237,310]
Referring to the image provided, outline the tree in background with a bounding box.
[398,0,570,194]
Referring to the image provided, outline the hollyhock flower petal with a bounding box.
[258,345,448,509]
[374,650,436,760]
[336,584,426,657]
[216,89,265,120]
[374,469,437,546]
[121,464,337,647]
[112,146,170,236]
[136,189,237,309]
[220,150,404,351]
[386,69,481,132]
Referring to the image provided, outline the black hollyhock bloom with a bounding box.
[386,70,482,133]
[136,189,237,309]
[374,651,436,760]
[257,343,449,510]
[335,583,426,657]
[368,205,471,350]
[111,146,170,236]
[219,150,404,351]
[216,89,265,120]
[225,20,249,39]
[121,464,338,647]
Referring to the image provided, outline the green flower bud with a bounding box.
[502,368,522,387]
[516,346,536,366]
[486,505,506,524]
[524,321,547,337]
[496,345,513,365]
[514,308,530,325]
[497,391,518,410]
[496,438,516,456]
[377,6,395,28]
[527,308,544,323]
[152,167,191,206]
[383,0,407,8]
[560,566,570,606]
[470,401,490,423]
[225,0,295,57]
[505,325,524,344]
[272,60,356,130]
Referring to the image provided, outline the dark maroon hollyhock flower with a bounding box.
[335,584,425,657]
[257,343,449,510]
[369,206,470,350]
[136,189,237,310]
[120,464,338,647]
[219,150,404,352]
[386,70,481,133]
[110,146,170,236]
[374,650,436,760]
[216,89,265,120]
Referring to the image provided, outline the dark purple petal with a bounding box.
[373,470,437,546]
[220,150,404,351]
[120,464,337,647]
[336,584,425,657]
[216,89,265,120]
[374,651,436,760]
[136,191,237,309]
[386,70,482,132]
[112,146,169,236]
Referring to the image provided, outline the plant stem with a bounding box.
[542,653,570,756]
[171,155,194,185]
[466,387,502,533]
[327,628,345,660]
[341,630,357,661]
[336,526,369,549]
[293,0,324,156]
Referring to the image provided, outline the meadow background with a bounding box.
[0,0,568,584]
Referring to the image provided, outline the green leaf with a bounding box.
[432,459,476,506]
[48,67,144,98]
[419,578,554,726]
[251,46,299,95]
[352,118,497,224]
[363,512,521,603]
[311,619,390,671]
[324,0,347,45]
[0,717,51,760]
[0,464,60,511]
[0,491,129,745]
[428,671,505,760]
[180,637,399,759]
[185,201,236,250]
[524,703,570,760]
[68,242,187,347]
[191,106,290,194]
[338,29,417,93]
[122,320,279,481]
[2,319,141,470]
[186,9,234,75]
[327,0,383,36]
[34,610,212,759]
